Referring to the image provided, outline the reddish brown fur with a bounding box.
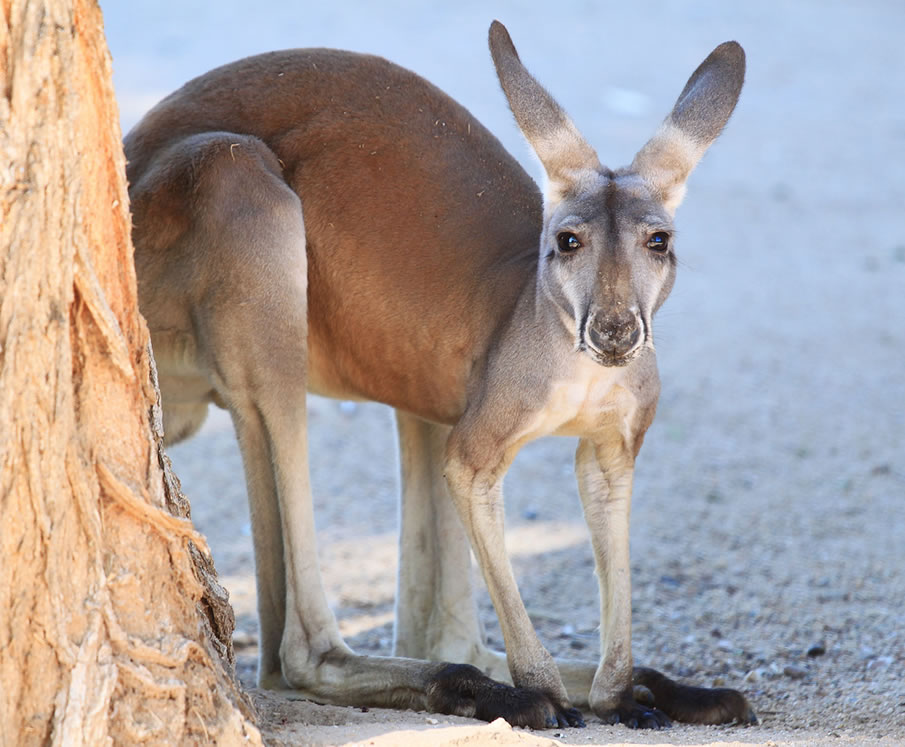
[127,50,540,423]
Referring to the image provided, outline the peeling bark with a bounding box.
[0,1,260,743]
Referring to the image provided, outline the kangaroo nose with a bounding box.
[586,317,641,358]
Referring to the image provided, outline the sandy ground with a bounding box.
[103,1,905,744]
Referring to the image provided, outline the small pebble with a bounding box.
[717,638,734,651]
[784,664,807,680]
[712,676,727,687]
[807,643,827,657]
[425,717,439,725]
[744,669,763,683]
[522,508,539,520]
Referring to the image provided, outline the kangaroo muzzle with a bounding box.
[583,310,644,366]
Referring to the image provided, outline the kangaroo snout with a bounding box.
[583,311,643,366]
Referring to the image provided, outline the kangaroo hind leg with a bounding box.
[155,134,570,727]
[393,411,507,677]
[165,133,317,687]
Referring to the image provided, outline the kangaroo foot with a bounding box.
[633,666,757,725]
[426,663,585,729]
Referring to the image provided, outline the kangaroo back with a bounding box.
[126,49,544,422]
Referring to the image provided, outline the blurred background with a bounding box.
[101,0,904,733]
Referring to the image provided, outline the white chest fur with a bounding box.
[520,354,644,441]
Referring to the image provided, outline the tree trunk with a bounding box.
[0,1,260,743]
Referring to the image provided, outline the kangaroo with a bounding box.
[125,21,752,729]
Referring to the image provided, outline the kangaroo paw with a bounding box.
[426,663,584,729]
[633,666,757,725]
[552,705,586,728]
[597,697,672,729]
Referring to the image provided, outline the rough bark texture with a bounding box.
[0,1,261,744]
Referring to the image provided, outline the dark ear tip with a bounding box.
[488,20,517,59]
[713,40,746,71]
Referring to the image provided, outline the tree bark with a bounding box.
[0,1,260,743]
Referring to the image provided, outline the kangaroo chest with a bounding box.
[510,355,650,444]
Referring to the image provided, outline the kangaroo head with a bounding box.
[489,21,745,367]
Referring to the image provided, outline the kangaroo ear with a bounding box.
[489,20,602,200]
[632,41,745,214]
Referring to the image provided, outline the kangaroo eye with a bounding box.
[557,232,582,252]
[647,232,670,253]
